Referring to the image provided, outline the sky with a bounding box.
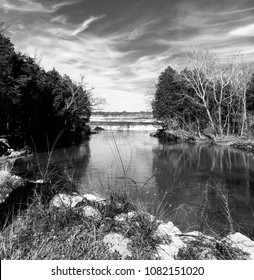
[1,0,254,111]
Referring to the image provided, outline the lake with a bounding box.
[13,129,254,239]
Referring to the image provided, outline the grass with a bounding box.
[176,234,249,260]
[0,173,250,260]
[0,188,161,259]
[0,133,252,260]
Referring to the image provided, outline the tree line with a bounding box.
[152,47,254,137]
[0,25,92,145]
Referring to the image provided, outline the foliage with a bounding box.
[152,66,208,132]
[0,30,92,145]
[152,47,254,137]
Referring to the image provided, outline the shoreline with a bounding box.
[0,181,253,259]
[150,128,254,153]
[1,129,254,259]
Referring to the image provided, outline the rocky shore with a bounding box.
[150,129,254,153]
[46,192,254,260]
[0,169,254,260]
[0,137,32,159]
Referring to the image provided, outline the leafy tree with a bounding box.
[152,66,208,133]
[0,30,92,146]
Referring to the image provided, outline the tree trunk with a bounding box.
[204,104,216,136]
[241,92,247,136]
[218,105,222,136]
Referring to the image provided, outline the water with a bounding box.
[13,130,254,238]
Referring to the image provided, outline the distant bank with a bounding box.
[90,111,160,131]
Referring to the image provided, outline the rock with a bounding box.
[155,236,185,260]
[140,212,157,223]
[103,233,132,259]
[90,130,99,134]
[30,179,44,184]
[50,193,84,209]
[180,231,213,243]
[94,126,105,131]
[114,211,138,222]
[82,205,102,221]
[0,141,10,157]
[152,221,181,243]
[82,193,108,209]
[223,232,254,260]
[198,249,217,260]
[0,170,11,186]
[150,132,157,137]
[83,193,106,203]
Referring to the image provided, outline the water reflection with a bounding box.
[13,141,91,189]
[13,131,254,239]
[152,139,254,238]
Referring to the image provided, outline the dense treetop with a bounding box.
[0,29,92,145]
[152,48,254,137]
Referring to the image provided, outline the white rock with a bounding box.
[103,233,132,259]
[198,249,217,260]
[181,231,213,242]
[83,193,106,203]
[30,179,44,184]
[224,232,254,260]
[50,193,84,209]
[152,221,181,243]
[114,211,138,222]
[140,212,156,222]
[0,170,11,185]
[156,236,185,260]
[82,206,102,221]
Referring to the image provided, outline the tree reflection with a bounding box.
[152,139,254,238]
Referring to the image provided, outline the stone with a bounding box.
[155,236,185,260]
[82,205,102,221]
[0,170,11,186]
[224,232,254,260]
[50,193,84,209]
[83,193,106,203]
[30,179,44,184]
[198,249,217,260]
[0,140,9,156]
[140,212,156,223]
[114,211,138,223]
[152,221,181,243]
[180,231,213,244]
[103,233,132,259]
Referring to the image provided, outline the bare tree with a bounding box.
[179,47,217,133]
[209,54,240,135]
[233,61,254,136]
[179,47,254,136]
[65,75,106,115]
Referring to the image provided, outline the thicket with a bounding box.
[0,26,92,146]
[152,47,254,137]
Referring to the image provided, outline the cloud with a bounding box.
[71,15,105,36]
[218,6,254,15]
[50,15,68,24]
[127,20,156,40]
[1,0,80,14]
[4,0,254,111]
[1,0,51,13]
[230,23,254,36]
[51,1,81,11]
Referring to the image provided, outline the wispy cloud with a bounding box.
[51,1,81,11]
[218,6,254,15]
[71,15,105,36]
[50,15,68,24]
[1,0,80,14]
[1,0,51,13]
[3,0,254,111]
[230,23,254,36]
